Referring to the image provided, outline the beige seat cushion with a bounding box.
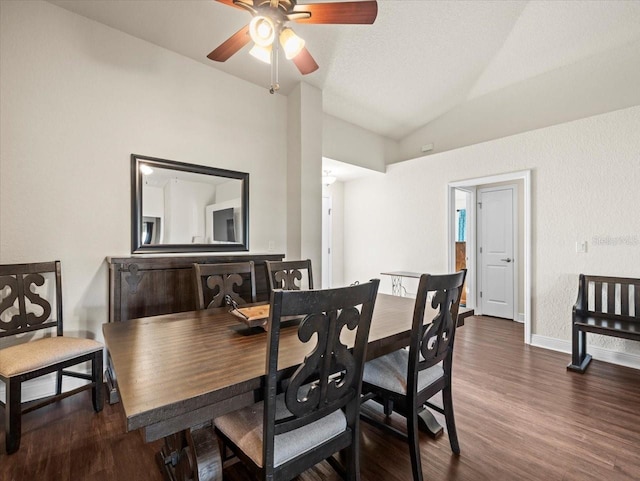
[215,393,347,468]
[363,349,443,395]
[0,336,103,377]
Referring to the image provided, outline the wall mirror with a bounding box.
[131,154,249,253]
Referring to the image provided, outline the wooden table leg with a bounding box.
[157,425,222,481]
[417,407,444,439]
[105,354,120,404]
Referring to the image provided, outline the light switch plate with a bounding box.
[576,241,587,253]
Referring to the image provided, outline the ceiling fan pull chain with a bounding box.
[270,38,280,94]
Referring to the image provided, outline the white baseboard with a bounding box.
[0,371,91,404]
[531,334,640,370]
[474,310,524,323]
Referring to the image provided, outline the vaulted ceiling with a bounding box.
[49,0,640,142]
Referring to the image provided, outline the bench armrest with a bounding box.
[572,274,587,316]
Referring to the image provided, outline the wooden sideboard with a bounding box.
[105,253,284,402]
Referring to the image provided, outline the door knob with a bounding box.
[500,258,512,263]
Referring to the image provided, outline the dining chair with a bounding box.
[214,279,380,481]
[360,270,467,481]
[192,261,257,310]
[0,261,104,454]
[265,259,313,292]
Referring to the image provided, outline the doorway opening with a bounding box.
[454,188,472,308]
[448,170,532,344]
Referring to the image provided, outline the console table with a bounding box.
[105,253,284,403]
[380,271,422,297]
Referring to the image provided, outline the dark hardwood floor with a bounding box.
[2,316,639,481]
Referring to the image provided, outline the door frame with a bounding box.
[448,170,532,344]
[450,186,476,310]
[322,195,332,288]
[477,184,518,321]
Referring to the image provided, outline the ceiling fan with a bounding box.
[208,0,378,93]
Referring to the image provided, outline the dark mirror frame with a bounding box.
[131,154,249,254]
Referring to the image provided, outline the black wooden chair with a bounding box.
[265,259,314,292]
[192,261,257,310]
[0,261,104,454]
[214,279,379,481]
[360,270,466,481]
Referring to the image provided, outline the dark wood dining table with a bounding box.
[103,293,472,481]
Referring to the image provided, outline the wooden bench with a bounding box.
[568,274,640,373]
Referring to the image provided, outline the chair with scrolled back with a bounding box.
[265,259,313,292]
[192,261,257,310]
[0,261,103,454]
[360,270,467,481]
[214,279,380,481]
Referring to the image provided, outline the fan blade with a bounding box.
[207,25,251,62]
[216,0,252,10]
[292,47,319,75]
[293,1,377,24]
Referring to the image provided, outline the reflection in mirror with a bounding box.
[142,216,162,244]
[132,155,249,253]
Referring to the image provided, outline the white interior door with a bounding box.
[322,196,332,288]
[478,186,515,319]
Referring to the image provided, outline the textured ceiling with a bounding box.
[48,0,640,141]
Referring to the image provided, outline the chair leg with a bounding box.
[442,385,460,454]
[5,378,22,454]
[92,351,104,412]
[407,407,423,481]
[56,369,63,396]
[383,397,394,416]
[344,437,360,481]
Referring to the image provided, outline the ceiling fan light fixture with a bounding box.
[249,43,272,64]
[210,0,379,90]
[279,27,305,59]
[249,15,275,47]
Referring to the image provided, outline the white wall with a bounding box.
[286,83,323,285]
[344,106,640,361]
[321,115,397,289]
[323,181,345,288]
[142,184,164,218]
[164,179,216,244]
[395,38,640,163]
[215,179,242,204]
[323,114,396,173]
[0,0,288,355]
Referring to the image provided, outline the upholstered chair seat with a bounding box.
[215,393,347,468]
[0,337,102,378]
[363,349,443,395]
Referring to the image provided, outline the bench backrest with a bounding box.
[576,274,640,321]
